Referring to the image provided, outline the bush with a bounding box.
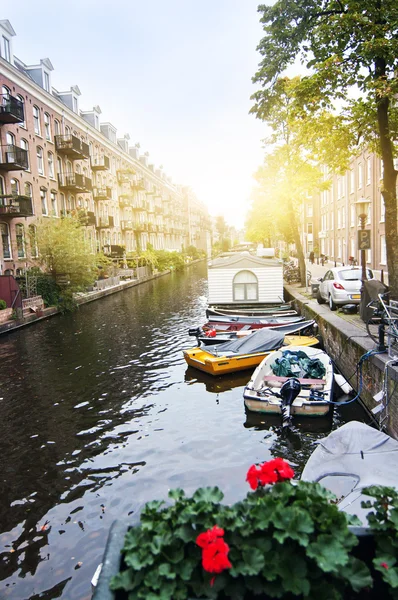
[0,299,7,310]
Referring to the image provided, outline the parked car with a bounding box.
[316,266,374,311]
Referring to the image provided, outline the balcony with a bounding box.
[78,210,96,226]
[0,145,29,171]
[90,155,110,170]
[0,94,25,124]
[0,195,34,217]
[134,222,148,232]
[121,220,134,231]
[55,135,90,160]
[93,187,112,201]
[58,173,92,192]
[131,177,145,190]
[97,215,115,228]
[103,244,125,258]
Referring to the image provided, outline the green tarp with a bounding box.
[271,350,326,380]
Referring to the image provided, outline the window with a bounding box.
[33,106,41,135]
[40,188,48,215]
[366,157,372,185]
[338,238,342,258]
[57,157,62,176]
[0,175,4,195]
[350,204,356,226]
[337,208,341,229]
[3,36,11,62]
[380,198,385,222]
[24,182,32,198]
[16,224,25,258]
[29,224,38,258]
[48,152,54,178]
[350,170,355,193]
[73,97,78,113]
[65,125,70,135]
[54,119,60,136]
[44,113,51,140]
[37,146,44,175]
[50,191,57,216]
[43,71,50,92]
[60,193,66,214]
[342,207,346,228]
[380,235,386,264]
[307,204,313,217]
[233,270,258,302]
[307,223,313,234]
[358,163,363,188]
[10,178,19,195]
[20,139,29,169]
[6,131,15,146]
[1,223,11,259]
[16,95,25,127]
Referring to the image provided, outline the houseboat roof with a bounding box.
[208,252,281,269]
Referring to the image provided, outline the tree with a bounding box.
[35,216,108,292]
[250,77,334,284]
[251,0,398,298]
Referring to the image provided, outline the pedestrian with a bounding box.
[309,251,314,265]
[320,254,325,266]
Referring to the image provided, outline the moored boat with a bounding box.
[190,319,316,345]
[203,314,305,332]
[243,346,333,419]
[206,304,297,318]
[183,330,319,376]
[301,421,398,525]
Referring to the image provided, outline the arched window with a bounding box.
[50,190,57,216]
[33,105,41,135]
[1,223,11,259]
[48,151,54,178]
[54,119,60,136]
[0,175,4,195]
[40,187,48,215]
[29,224,38,258]
[24,182,32,198]
[16,223,26,258]
[75,163,81,174]
[2,85,11,97]
[10,178,19,195]
[66,160,72,174]
[37,146,44,175]
[233,270,258,302]
[16,95,25,128]
[20,139,29,169]
[6,131,15,146]
[44,112,51,140]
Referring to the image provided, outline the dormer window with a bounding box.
[43,71,50,92]
[73,97,78,113]
[2,36,10,62]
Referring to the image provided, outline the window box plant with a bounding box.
[92,459,398,600]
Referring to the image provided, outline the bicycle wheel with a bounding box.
[365,317,382,345]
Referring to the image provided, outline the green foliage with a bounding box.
[110,480,379,599]
[154,250,185,272]
[0,299,7,310]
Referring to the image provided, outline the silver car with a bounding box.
[317,266,374,311]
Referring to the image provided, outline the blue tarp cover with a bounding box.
[205,328,285,357]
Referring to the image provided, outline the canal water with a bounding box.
[0,262,371,600]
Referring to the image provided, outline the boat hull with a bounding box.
[183,336,319,376]
[244,397,331,417]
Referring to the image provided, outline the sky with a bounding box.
[4,0,270,228]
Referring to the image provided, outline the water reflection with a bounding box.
[0,263,371,599]
[184,366,252,393]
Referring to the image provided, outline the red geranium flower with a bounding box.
[246,458,294,489]
[196,525,225,548]
[381,562,389,569]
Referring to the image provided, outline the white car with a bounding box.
[316,266,374,311]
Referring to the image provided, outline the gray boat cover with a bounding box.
[205,328,285,357]
[301,421,398,525]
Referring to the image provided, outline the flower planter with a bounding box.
[0,308,13,324]
[92,522,384,600]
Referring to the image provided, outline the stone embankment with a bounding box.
[285,282,398,439]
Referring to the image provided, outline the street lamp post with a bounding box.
[355,198,371,287]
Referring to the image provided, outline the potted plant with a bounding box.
[93,459,397,599]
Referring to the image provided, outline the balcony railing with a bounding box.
[79,210,96,226]
[0,145,29,171]
[58,173,92,192]
[93,187,112,201]
[0,195,34,217]
[55,135,90,160]
[131,177,145,190]
[97,215,115,228]
[0,94,25,124]
[134,222,148,232]
[90,155,110,170]
[121,220,134,231]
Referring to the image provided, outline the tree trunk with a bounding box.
[287,199,306,285]
[375,59,398,300]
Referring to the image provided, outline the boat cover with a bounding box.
[301,421,398,524]
[205,328,285,357]
[271,350,326,379]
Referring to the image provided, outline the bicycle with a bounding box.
[366,293,398,358]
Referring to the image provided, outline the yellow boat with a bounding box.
[183,334,319,376]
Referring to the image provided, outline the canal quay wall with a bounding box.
[0,269,172,336]
[285,284,398,440]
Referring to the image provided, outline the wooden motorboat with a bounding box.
[243,346,333,418]
[183,330,319,376]
[301,421,398,526]
[203,314,305,332]
[190,320,316,345]
[206,304,297,318]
